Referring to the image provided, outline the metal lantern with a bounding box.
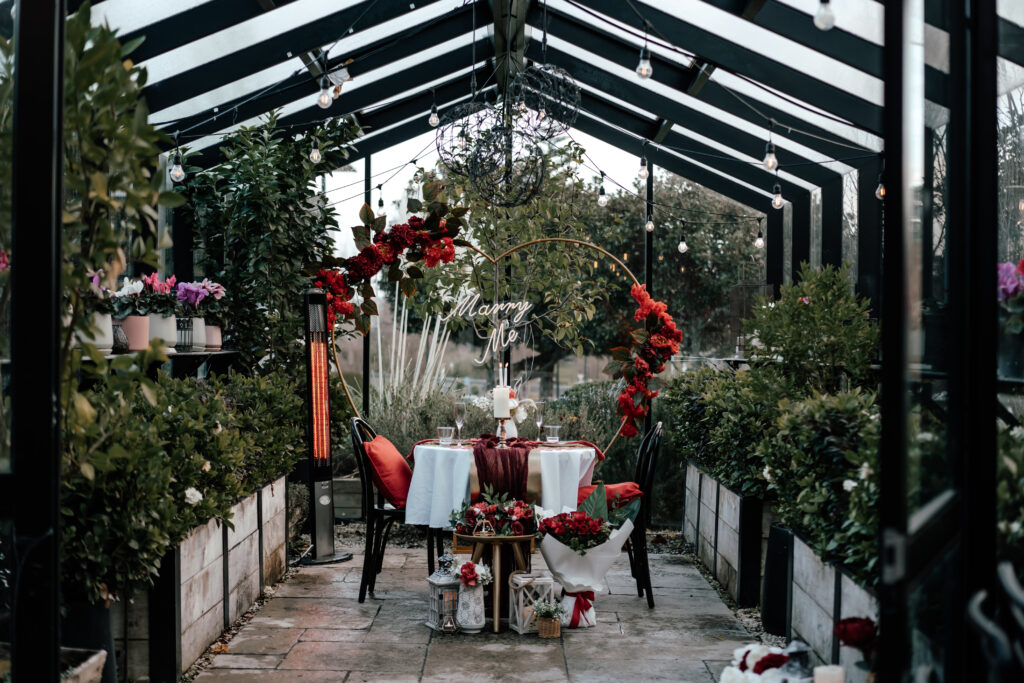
[473,519,495,537]
[507,63,580,142]
[426,569,462,631]
[508,573,556,635]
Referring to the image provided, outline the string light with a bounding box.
[772,183,784,210]
[598,171,609,207]
[428,104,440,128]
[1018,198,1024,211]
[754,218,765,249]
[763,141,778,171]
[875,179,886,200]
[317,76,332,109]
[636,25,653,80]
[645,218,655,232]
[377,184,384,216]
[309,139,321,164]
[169,151,186,183]
[813,0,835,31]
[638,155,649,180]
[677,236,688,254]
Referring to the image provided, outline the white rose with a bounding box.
[843,479,859,492]
[184,487,203,505]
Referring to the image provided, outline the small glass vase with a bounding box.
[456,583,485,634]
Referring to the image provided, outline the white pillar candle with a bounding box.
[493,386,511,419]
[813,665,845,683]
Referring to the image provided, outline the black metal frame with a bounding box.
[7,0,64,678]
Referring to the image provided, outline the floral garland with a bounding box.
[313,215,456,328]
[606,284,682,438]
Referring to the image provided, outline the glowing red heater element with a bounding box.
[310,340,330,463]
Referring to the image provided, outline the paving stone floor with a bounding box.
[196,541,749,682]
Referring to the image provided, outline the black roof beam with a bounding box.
[578,0,883,135]
[142,0,452,114]
[528,3,876,165]
[527,41,841,187]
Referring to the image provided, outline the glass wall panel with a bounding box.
[842,170,859,283]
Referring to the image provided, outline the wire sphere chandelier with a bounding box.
[507,63,580,142]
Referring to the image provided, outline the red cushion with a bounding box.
[364,435,413,508]
[576,482,643,508]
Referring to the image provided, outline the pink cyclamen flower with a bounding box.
[800,296,811,305]
[998,262,1024,302]
[0,250,8,271]
[201,278,226,300]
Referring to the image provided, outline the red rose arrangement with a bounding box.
[450,496,536,537]
[605,284,682,438]
[455,560,492,587]
[834,616,878,664]
[537,510,611,556]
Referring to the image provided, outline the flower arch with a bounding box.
[311,189,681,446]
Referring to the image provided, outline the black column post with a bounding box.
[766,208,783,298]
[857,157,883,316]
[821,178,843,268]
[791,193,810,279]
[11,0,64,678]
[644,167,654,435]
[362,157,371,418]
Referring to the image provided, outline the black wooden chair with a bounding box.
[967,588,1018,683]
[996,561,1024,674]
[623,421,662,608]
[349,417,445,603]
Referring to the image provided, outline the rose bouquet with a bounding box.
[835,616,878,673]
[536,505,633,629]
[449,487,537,537]
[719,644,790,682]
[455,560,492,587]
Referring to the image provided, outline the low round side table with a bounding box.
[454,534,533,632]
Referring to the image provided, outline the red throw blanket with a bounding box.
[472,434,531,500]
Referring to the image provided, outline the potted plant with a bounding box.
[77,268,114,353]
[176,281,209,352]
[454,559,492,634]
[111,279,149,351]
[199,278,226,351]
[531,599,565,638]
[142,272,177,353]
[998,260,1024,378]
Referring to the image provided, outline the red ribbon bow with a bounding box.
[566,590,595,628]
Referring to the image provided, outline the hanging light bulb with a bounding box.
[645,218,655,232]
[813,0,835,31]
[457,129,468,150]
[638,156,649,180]
[754,230,765,249]
[169,151,186,183]
[1018,198,1024,211]
[875,181,886,200]
[677,237,688,254]
[598,186,609,207]
[772,183,784,210]
[317,76,332,109]
[763,141,778,171]
[309,139,321,164]
[538,107,547,120]
[636,45,653,79]
[428,104,440,127]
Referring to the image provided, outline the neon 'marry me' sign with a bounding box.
[439,289,533,365]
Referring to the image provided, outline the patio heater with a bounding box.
[302,288,352,564]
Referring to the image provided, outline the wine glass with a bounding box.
[535,401,545,440]
[454,401,467,446]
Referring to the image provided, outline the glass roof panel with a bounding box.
[636,0,883,105]
[772,0,884,45]
[999,0,1024,26]
[91,0,215,36]
[150,60,304,122]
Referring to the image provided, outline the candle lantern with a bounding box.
[302,288,352,565]
[508,572,556,634]
[426,568,462,631]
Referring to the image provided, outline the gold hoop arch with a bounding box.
[330,237,640,452]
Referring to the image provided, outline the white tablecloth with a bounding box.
[404,444,598,528]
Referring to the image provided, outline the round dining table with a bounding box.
[403,442,598,528]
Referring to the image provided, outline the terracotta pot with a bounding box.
[119,315,150,352]
[148,314,177,353]
[204,324,222,351]
[191,316,207,351]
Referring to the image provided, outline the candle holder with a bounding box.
[495,418,510,448]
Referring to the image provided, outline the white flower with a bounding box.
[1012,521,1022,535]
[917,431,935,443]
[184,487,203,505]
[1012,426,1024,440]
[514,405,528,424]
[762,465,773,483]
[214,421,223,434]
[201,461,211,473]
[843,479,859,492]
[859,462,874,481]
[113,279,143,298]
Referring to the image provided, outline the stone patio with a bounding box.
[195,541,749,682]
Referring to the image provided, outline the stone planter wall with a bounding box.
[112,476,288,678]
[682,462,773,606]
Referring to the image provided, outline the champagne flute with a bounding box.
[454,401,467,446]
[535,401,545,441]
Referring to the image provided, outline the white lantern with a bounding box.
[508,572,557,634]
[426,569,461,631]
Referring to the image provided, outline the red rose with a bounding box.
[620,421,639,438]
[834,617,878,660]
[459,562,479,586]
[510,521,524,535]
[752,653,789,675]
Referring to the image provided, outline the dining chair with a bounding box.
[349,417,445,603]
[576,422,662,608]
[996,561,1024,672]
[967,588,1019,682]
